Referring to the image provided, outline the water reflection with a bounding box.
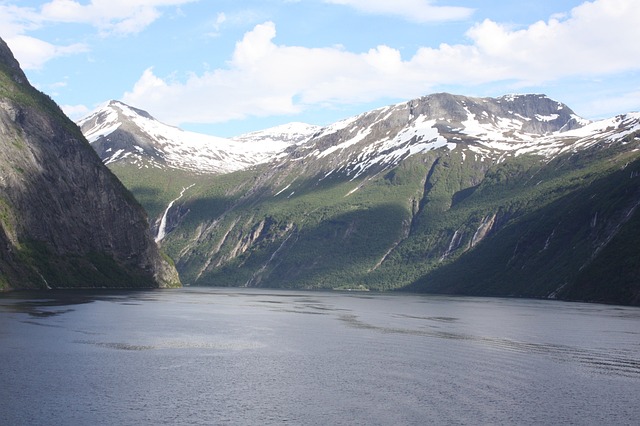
[0,289,160,316]
[0,294,88,318]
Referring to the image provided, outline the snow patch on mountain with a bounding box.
[306,107,456,178]
[317,126,373,158]
[233,122,321,146]
[536,114,560,122]
[498,113,640,158]
[555,112,640,152]
[316,115,363,139]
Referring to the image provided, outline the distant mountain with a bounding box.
[81,93,640,306]
[78,101,319,173]
[0,38,180,290]
[231,122,322,147]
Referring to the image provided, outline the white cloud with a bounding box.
[123,22,406,123]
[215,12,227,28]
[578,90,640,118]
[0,0,196,69]
[5,35,88,70]
[122,0,640,126]
[205,12,227,37]
[61,103,91,120]
[0,5,40,37]
[39,0,196,35]
[324,0,474,23]
[462,0,640,82]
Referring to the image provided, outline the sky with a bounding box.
[1,0,639,137]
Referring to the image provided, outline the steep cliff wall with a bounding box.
[0,38,179,290]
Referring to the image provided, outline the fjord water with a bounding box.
[1,289,638,425]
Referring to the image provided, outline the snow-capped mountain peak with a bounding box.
[77,101,317,173]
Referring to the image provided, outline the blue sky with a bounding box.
[2,0,639,137]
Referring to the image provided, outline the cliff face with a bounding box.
[0,38,180,290]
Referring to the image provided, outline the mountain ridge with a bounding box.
[80,93,591,176]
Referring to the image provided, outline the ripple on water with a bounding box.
[74,339,266,352]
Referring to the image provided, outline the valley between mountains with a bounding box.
[79,94,640,306]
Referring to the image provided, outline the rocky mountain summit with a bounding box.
[0,38,180,290]
[271,93,591,179]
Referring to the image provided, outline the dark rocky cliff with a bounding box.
[0,37,180,290]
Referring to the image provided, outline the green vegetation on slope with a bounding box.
[406,146,640,304]
[162,162,424,288]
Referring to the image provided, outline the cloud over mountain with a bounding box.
[122,0,640,127]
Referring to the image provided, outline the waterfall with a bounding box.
[155,184,194,243]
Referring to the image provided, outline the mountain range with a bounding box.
[78,93,640,306]
[0,38,180,290]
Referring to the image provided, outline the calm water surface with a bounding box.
[1,288,639,425]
